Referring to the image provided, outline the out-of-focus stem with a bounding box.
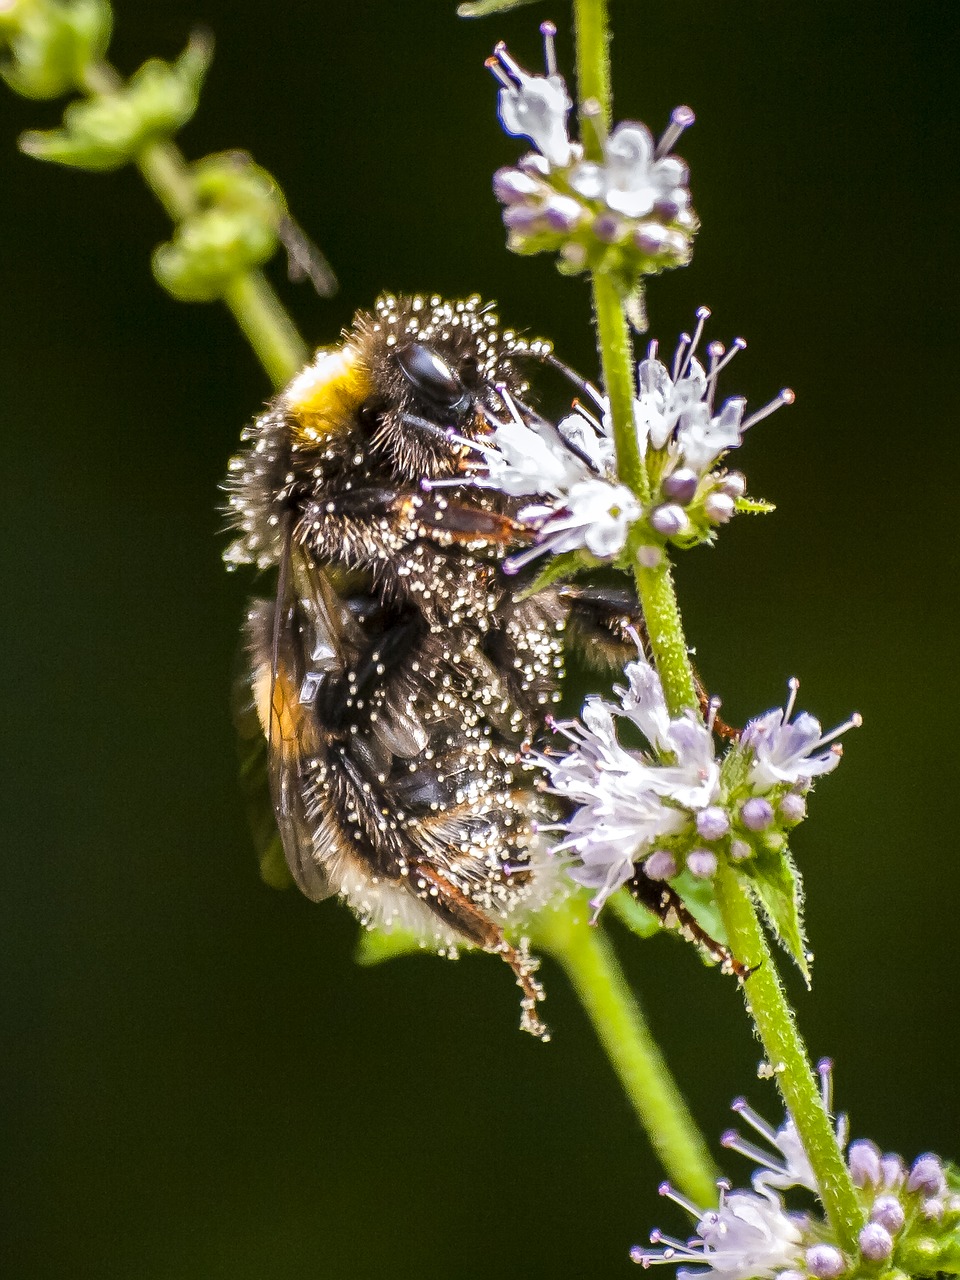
[536,898,717,1205]
[81,61,308,390]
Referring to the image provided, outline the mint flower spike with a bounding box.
[634,1067,960,1280]
[537,652,720,917]
[488,23,697,284]
[429,381,642,570]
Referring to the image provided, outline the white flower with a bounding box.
[489,35,573,168]
[602,122,690,219]
[517,478,642,563]
[722,1064,848,1200]
[632,1184,804,1280]
[636,312,794,476]
[539,655,721,913]
[460,416,589,498]
[742,679,861,793]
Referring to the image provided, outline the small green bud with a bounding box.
[152,154,285,301]
[19,28,212,170]
[1,0,111,100]
[899,1236,941,1272]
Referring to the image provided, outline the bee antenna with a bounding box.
[542,351,605,408]
[277,214,338,298]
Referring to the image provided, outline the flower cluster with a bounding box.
[538,651,858,924]
[488,23,697,292]
[451,310,789,574]
[634,1067,960,1280]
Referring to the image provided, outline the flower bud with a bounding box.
[645,850,677,881]
[686,849,717,879]
[740,797,774,832]
[858,1223,893,1262]
[729,839,753,862]
[704,491,735,524]
[871,1195,905,1234]
[493,167,542,203]
[696,807,730,841]
[662,468,699,504]
[908,1154,946,1197]
[778,792,807,825]
[805,1245,845,1279]
[848,1139,882,1188]
[650,503,689,537]
[718,471,747,498]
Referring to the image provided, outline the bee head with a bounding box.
[356,294,542,483]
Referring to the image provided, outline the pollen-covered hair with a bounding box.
[223,293,551,569]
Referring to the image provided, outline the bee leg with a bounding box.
[628,870,754,979]
[558,584,648,671]
[412,862,549,1040]
[299,486,530,567]
[558,583,741,739]
[412,496,534,548]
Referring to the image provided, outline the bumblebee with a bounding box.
[225,294,646,1037]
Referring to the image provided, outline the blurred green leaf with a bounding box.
[457,0,542,18]
[607,889,660,939]
[1,0,112,100]
[19,28,212,170]
[354,927,425,967]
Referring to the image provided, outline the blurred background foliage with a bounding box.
[2,1,959,1276]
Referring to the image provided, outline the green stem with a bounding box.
[572,0,611,152]
[571,2,860,1244]
[634,555,698,716]
[714,865,862,1256]
[82,62,308,391]
[593,272,649,499]
[536,897,717,1205]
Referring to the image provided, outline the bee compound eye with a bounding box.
[395,342,467,409]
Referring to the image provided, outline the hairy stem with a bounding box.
[81,61,308,390]
[537,898,717,1205]
[571,0,863,1253]
[714,865,863,1255]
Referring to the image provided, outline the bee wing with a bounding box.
[240,519,352,902]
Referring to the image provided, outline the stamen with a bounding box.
[706,696,721,732]
[816,713,862,748]
[647,338,659,361]
[656,104,696,159]
[492,41,524,82]
[571,399,604,433]
[817,1058,834,1114]
[658,1182,703,1218]
[678,306,711,379]
[495,381,527,428]
[721,1128,789,1173]
[672,333,691,381]
[741,388,794,432]
[421,476,478,491]
[730,1096,779,1145]
[784,676,800,722]
[485,55,515,93]
[540,20,558,76]
[706,336,746,383]
[504,541,550,575]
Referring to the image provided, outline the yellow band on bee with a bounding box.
[284,343,374,443]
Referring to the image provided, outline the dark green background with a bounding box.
[2,2,958,1276]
